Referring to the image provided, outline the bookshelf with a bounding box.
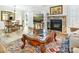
[33,14,44,36]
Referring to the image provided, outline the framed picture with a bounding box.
[50,5,63,15]
[1,11,15,21]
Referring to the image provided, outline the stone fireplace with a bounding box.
[47,16,67,34]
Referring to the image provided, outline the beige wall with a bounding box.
[0,5,26,29]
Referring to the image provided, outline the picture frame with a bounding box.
[50,5,63,15]
[1,11,15,21]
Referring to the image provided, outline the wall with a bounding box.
[24,5,79,34]
[38,5,79,33]
[29,6,48,36]
[66,5,79,33]
[0,5,14,21]
[0,6,25,21]
[67,5,79,28]
[41,5,68,33]
[1,5,79,33]
[0,5,26,30]
[28,5,68,34]
[22,6,34,34]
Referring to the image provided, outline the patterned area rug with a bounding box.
[3,38,70,53]
[6,39,38,53]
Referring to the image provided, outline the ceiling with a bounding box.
[8,5,52,11]
[0,5,53,14]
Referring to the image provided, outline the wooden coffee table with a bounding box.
[21,34,46,53]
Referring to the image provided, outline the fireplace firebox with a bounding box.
[47,16,66,33]
[47,19,62,31]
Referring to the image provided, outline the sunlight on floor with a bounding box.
[0,30,23,44]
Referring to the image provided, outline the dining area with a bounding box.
[4,20,23,33]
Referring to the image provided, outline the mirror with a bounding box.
[1,11,15,21]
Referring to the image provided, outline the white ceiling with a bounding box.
[0,5,55,11]
[15,5,52,11]
[1,5,53,14]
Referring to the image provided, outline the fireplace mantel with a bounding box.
[47,15,66,17]
[47,16,67,34]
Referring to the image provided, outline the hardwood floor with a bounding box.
[0,30,23,44]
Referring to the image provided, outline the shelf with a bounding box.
[47,14,66,17]
[33,20,43,22]
[33,14,44,36]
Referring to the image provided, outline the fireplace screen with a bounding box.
[50,19,62,31]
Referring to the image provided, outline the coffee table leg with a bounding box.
[21,38,26,49]
[40,45,46,53]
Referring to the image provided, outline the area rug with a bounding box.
[6,39,39,53]
[4,38,70,53]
